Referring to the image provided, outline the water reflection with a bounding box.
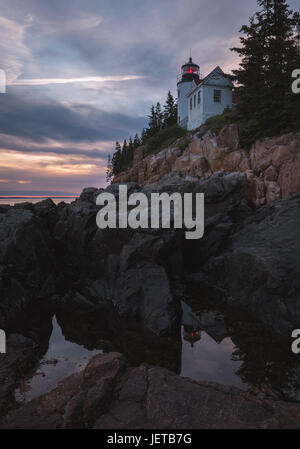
[180,295,300,401]
[14,294,300,404]
[180,301,246,390]
[181,330,246,390]
[15,316,101,402]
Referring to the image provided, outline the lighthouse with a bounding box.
[177,56,234,131]
[177,57,200,128]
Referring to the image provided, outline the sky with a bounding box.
[0,0,298,194]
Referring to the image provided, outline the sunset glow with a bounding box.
[1,0,298,194]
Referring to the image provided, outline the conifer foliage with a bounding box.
[231,0,300,145]
[109,91,177,177]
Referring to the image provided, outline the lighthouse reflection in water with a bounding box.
[182,301,201,347]
[180,301,246,390]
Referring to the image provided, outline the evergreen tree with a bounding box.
[133,133,141,149]
[155,102,163,130]
[163,91,177,127]
[231,0,300,144]
[147,105,157,137]
[106,154,113,183]
[121,139,128,167]
[111,141,122,175]
[141,128,147,144]
[127,137,134,162]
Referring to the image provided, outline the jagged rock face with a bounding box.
[1,170,299,338]
[0,172,248,339]
[0,201,57,328]
[201,194,300,335]
[113,126,300,208]
[1,173,300,428]
[52,172,248,338]
[2,352,300,429]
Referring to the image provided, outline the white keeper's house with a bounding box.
[177,57,234,130]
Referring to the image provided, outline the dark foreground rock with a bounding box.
[51,171,248,337]
[0,171,243,339]
[1,171,300,338]
[0,202,56,328]
[201,194,300,335]
[1,175,300,428]
[0,334,38,419]
[2,352,300,429]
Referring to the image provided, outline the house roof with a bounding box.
[186,66,232,97]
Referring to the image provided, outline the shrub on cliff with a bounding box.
[145,125,187,155]
[203,108,265,149]
[204,108,238,137]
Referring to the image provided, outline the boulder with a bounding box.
[216,124,239,150]
[2,352,300,429]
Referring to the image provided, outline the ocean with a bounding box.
[0,196,78,206]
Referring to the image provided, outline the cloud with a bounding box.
[0,90,147,143]
[0,147,108,192]
[2,0,299,194]
[10,75,145,86]
[0,16,31,82]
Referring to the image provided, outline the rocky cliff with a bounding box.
[113,125,300,207]
[0,172,248,338]
[1,172,300,341]
[1,168,300,428]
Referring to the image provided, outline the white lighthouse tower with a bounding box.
[177,57,200,128]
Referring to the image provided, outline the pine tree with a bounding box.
[147,105,157,137]
[121,139,128,167]
[133,133,141,149]
[231,0,300,144]
[141,128,147,144]
[163,91,177,127]
[155,102,163,130]
[106,154,113,183]
[111,141,122,175]
[127,137,134,162]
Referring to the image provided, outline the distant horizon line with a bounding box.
[0,194,79,199]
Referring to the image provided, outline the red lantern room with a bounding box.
[179,57,200,83]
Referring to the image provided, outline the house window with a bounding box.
[198,91,201,104]
[194,95,196,107]
[214,89,221,103]
[190,98,192,110]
